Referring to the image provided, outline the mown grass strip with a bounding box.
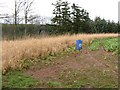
[2,70,37,88]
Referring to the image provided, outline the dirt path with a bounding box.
[25,46,118,88]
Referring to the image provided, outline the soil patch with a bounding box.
[25,46,118,79]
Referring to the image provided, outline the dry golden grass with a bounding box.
[2,33,118,73]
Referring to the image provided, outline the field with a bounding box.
[2,33,119,88]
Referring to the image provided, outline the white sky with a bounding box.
[0,0,119,22]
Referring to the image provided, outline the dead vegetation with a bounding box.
[2,33,118,73]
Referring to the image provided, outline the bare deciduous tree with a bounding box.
[0,1,24,24]
[14,0,24,24]
[1,14,13,24]
[23,0,34,24]
[28,15,48,25]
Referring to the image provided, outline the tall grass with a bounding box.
[2,33,118,73]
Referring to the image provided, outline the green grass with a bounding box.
[57,68,117,88]
[89,39,101,51]
[103,38,118,53]
[47,81,63,87]
[2,70,36,88]
[89,37,119,54]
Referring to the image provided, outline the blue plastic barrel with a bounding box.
[76,40,83,50]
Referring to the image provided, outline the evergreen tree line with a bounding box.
[2,0,119,40]
[51,0,119,34]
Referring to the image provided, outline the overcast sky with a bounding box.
[0,0,119,22]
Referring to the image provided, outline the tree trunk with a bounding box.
[15,0,17,25]
[25,14,27,24]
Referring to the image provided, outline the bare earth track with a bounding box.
[25,46,118,88]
